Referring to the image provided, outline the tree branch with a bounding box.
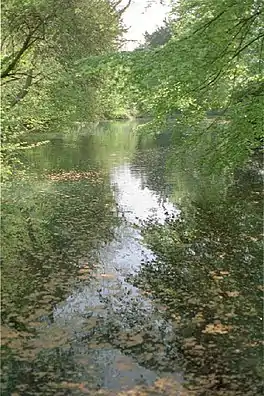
[1,13,54,79]
[198,68,224,92]
[117,0,132,15]
[10,69,34,107]
[192,9,227,36]
[1,33,37,79]
[231,32,264,60]
[112,0,124,7]
[259,36,264,74]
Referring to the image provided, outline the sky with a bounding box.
[120,0,170,50]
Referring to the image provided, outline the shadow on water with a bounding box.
[132,156,264,395]
[1,122,263,395]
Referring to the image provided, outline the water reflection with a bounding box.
[111,163,178,225]
[1,123,182,395]
[48,160,181,391]
[132,156,263,395]
[1,122,262,395]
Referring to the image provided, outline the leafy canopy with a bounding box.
[1,0,128,178]
[80,0,264,171]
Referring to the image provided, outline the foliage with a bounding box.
[1,0,128,179]
[141,20,172,48]
[80,0,264,171]
[2,0,262,177]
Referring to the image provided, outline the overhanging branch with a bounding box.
[117,0,132,15]
[10,69,33,107]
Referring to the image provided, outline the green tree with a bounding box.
[1,0,130,179]
[81,0,264,171]
[141,20,172,48]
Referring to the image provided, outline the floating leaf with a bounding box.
[219,270,230,275]
[202,323,233,334]
[78,267,90,274]
[99,273,116,279]
[226,291,240,297]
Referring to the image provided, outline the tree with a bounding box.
[81,0,264,171]
[1,0,130,179]
[141,20,172,48]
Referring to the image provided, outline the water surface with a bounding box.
[1,121,263,395]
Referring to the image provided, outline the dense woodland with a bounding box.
[1,0,263,178]
[1,0,127,177]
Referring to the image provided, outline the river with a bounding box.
[1,121,263,395]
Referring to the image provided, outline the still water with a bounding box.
[1,122,263,395]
